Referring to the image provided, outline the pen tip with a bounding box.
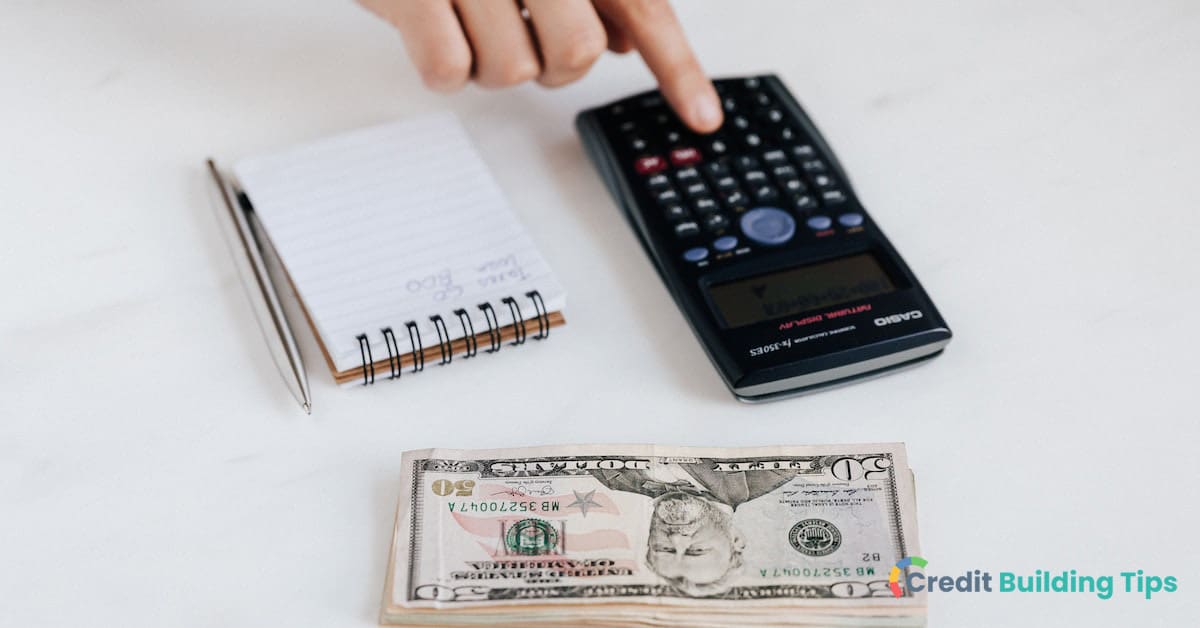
[303,402,312,415]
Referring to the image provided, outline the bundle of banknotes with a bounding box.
[381,443,924,627]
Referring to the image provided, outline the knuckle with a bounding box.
[419,54,471,90]
[558,30,606,73]
[487,58,540,87]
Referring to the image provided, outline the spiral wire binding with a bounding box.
[453,308,477,358]
[478,302,502,353]
[429,315,452,365]
[405,321,425,373]
[381,327,401,379]
[502,297,527,345]
[356,334,375,385]
[355,291,549,385]
[526,290,550,340]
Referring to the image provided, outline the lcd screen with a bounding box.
[706,253,896,327]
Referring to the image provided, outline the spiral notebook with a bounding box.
[232,113,566,386]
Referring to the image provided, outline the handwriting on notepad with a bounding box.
[406,269,465,302]
[475,254,529,288]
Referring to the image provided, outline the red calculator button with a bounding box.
[670,147,702,167]
[634,155,667,175]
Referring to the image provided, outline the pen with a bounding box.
[205,158,312,413]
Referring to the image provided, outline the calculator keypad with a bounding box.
[607,77,866,266]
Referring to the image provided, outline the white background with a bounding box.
[3,1,1198,626]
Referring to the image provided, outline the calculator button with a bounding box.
[684,181,710,197]
[675,221,701,238]
[635,155,667,175]
[801,160,827,173]
[790,144,817,159]
[838,212,864,227]
[703,161,730,178]
[640,95,665,108]
[754,92,772,106]
[709,139,728,155]
[630,136,647,151]
[806,215,833,231]
[619,120,637,133]
[763,108,784,123]
[713,235,739,252]
[812,174,837,189]
[675,167,700,181]
[732,115,750,130]
[715,175,739,191]
[704,213,730,232]
[780,178,807,193]
[666,130,682,144]
[723,190,748,208]
[733,155,760,172]
[791,194,819,211]
[646,174,670,191]
[762,149,787,165]
[744,77,760,89]
[670,147,702,167]
[692,197,719,214]
[752,185,780,203]
[722,97,737,112]
[663,204,689,222]
[655,188,680,204]
[743,170,768,184]
[779,127,796,141]
[740,207,796,246]
[772,164,798,179]
[822,190,848,204]
[682,246,708,262]
[744,133,762,148]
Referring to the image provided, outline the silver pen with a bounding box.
[206,159,312,413]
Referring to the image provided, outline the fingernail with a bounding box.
[690,93,723,132]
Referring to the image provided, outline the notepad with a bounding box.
[232,113,566,386]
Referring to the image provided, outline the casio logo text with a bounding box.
[874,310,923,327]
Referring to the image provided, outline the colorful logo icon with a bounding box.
[889,556,928,597]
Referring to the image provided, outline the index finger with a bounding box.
[599,0,722,133]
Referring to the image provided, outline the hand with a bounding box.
[358,0,723,133]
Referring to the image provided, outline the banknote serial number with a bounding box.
[446,500,562,513]
[760,566,877,578]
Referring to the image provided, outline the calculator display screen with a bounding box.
[707,253,896,328]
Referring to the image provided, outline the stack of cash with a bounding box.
[381,444,924,627]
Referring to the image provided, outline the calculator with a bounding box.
[576,74,952,401]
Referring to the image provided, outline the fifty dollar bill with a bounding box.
[382,443,923,624]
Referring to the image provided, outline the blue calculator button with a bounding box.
[838,212,864,227]
[739,207,795,246]
[683,247,709,262]
[806,215,833,231]
[713,235,738,252]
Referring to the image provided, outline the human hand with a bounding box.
[358,0,723,133]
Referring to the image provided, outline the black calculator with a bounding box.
[576,74,951,401]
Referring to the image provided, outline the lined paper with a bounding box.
[233,113,565,375]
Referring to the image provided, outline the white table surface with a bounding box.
[3,1,1198,625]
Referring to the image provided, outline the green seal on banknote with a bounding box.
[504,518,559,555]
[788,518,842,557]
